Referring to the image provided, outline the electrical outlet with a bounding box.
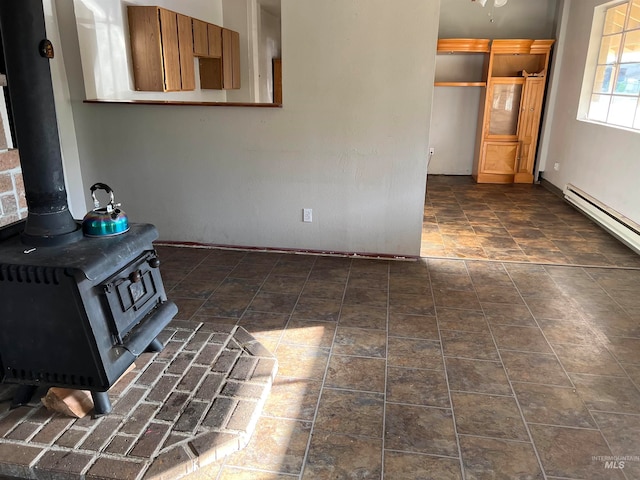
[554,162,560,171]
[429,147,435,156]
[303,208,312,223]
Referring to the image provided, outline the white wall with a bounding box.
[56,0,439,256]
[430,0,559,175]
[539,0,640,224]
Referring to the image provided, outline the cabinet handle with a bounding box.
[530,108,535,111]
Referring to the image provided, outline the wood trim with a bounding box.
[490,39,535,54]
[437,38,490,53]
[434,81,486,87]
[83,99,282,107]
[273,58,282,104]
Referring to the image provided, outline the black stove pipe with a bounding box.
[0,1,82,246]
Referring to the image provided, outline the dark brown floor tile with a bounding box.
[274,344,329,380]
[440,330,500,361]
[537,318,601,345]
[384,451,462,480]
[606,336,640,365]
[436,308,489,333]
[291,297,341,322]
[529,424,623,479]
[263,376,322,421]
[483,248,528,262]
[482,303,536,327]
[214,277,263,296]
[571,373,640,414]
[553,343,627,376]
[260,274,306,295]
[385,403,458,456]
[281,319,336,348]
[512,382,596,428]
[430,273,475,291]
[624,364,640,386]
[500,351,572,386]
[428,258,468,274]
[248,292,298,314]
[474,284,525,305]
[315,389,384,437]
[525,295,582,320]
[388,313,439,340]
[333,327,386,358]
[445,357,512,395]
[198,294,251,318]
[592,412,640,480]
[171,277,225,299]
[459,436,543,480]
[451,392,529,441]
[386,367,449,408]
[225,416,311,475]
[389,293,436,316]
[325,355,386,392]
[347,274,388,291]
[389,276,431,295]
[387,337,443,370]
[490,325,553,354]
[301,433,382,480]
[433,288,481,310]
[338,304,387,330]
[582,309,640,338]
[343,287,388,309]
[300,280,345,300]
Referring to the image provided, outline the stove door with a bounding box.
[101,251,165,343]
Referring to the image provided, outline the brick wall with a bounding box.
[0,149,26,227]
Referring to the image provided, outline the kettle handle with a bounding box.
[90,183,115,209]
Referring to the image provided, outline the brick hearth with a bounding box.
[0,322,277,479]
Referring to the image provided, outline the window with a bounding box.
[587,0,640,130]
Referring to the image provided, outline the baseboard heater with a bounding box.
[563,184,640,255]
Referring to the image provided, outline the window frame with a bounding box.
[581,0,640,132]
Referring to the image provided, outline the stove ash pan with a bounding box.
[0,223,177,413]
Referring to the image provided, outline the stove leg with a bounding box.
[145,337,164,353]
[10,385,37,409]
[91,391,112,416]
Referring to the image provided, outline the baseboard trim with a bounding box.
[154,240,418,262]
[538,173,564,198]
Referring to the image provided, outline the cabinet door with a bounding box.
[486,79,524,138]
[208,24,222,58]
[193,19,208,56]
[158,9,181,91]
[128,6,164,91]
[222,28,234,89]
[515,77,545,183]
[177,14,195,90]
[478,141,520,183]
[231,30,240,89]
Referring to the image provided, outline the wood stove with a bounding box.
[0,1,177,414]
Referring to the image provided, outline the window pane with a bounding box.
[594,65,615,93]
[622,29,640,62]
[489,83,522,135]
[614,63,640,93]
[608,95,637,126]
[629,0,640,30]
[604,3,628,34]
[588,94,611,122]
[599,34,622,64]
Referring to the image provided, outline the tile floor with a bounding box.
[153,216,640,479]
[421,175,640,267]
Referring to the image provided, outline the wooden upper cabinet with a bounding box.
[222,29,240,89]
[192,19,209,56]
[128,6,195,91]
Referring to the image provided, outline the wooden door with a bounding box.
[208,24,222,58]
[127,6,164,91]
[515,77,545,183]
